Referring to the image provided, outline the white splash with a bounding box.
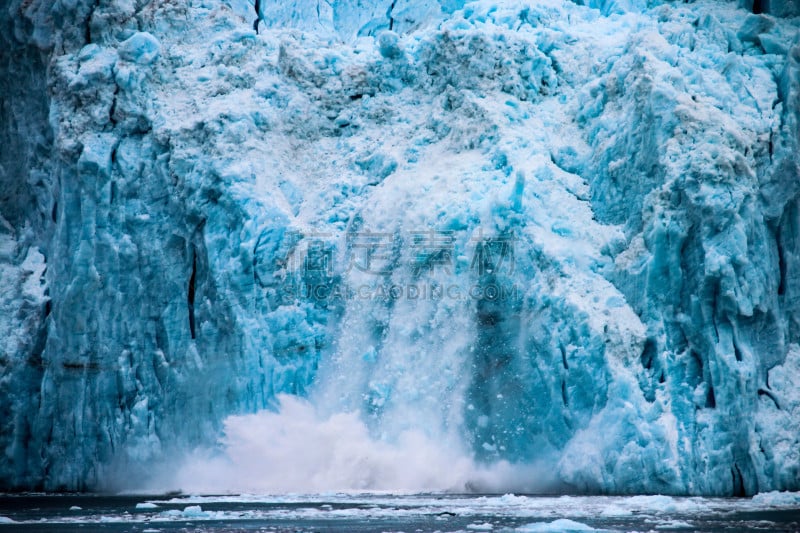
[172,394,552,494]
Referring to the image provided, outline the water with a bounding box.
[1,492,799,532]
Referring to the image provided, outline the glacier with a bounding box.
[1,0,799,495]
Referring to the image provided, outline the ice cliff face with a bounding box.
[1,0,799,494]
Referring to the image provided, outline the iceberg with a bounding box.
[0,0,799,495]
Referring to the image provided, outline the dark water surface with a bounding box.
[1,492,799,532]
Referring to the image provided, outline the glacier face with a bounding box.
[1,0,799,494]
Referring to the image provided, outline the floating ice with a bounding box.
[517,519,596,532]
[135,502,159,510]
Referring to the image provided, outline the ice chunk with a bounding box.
[182,505,206,517]
[135,502,159,509]
[517,519,595,531]
[751,491,800,506]
[119,32,161,65]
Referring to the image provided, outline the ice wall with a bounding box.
[0,0,54,488]
[2,0,320,489]
[1,0,799,494]
[256,0,468,38]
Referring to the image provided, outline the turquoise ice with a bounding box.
[0,0,799,494]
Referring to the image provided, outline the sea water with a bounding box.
[1,492,799,532]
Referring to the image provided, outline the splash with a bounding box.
[172,395,554,494]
